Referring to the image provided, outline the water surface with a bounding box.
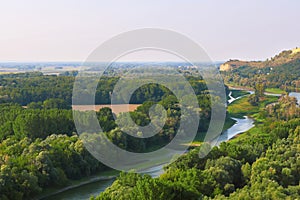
[289,92,300,105]
[213,116,254,146]
[43,179,114,200]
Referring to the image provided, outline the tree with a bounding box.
[27,102,43,109]
[43,98,70,109]
[248,94,259,106]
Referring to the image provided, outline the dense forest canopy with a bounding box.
[0,72,224,199]
[0,72,214,106]
[93,96,300,200]
[1,69,299,199]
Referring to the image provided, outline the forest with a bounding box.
[0,72,219,199]
[0,71,299,199]
[0,72,209,106]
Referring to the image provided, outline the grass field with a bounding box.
[0,71,19,74]
[227,95,279,118]
[265,88,285,94]
[72,104,141,115]
[230,90,250,98]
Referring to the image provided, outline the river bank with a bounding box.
[36,171,118,200]
[39,161,170,200]
[39,178,115,200]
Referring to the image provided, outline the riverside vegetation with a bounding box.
[93,87,300,200]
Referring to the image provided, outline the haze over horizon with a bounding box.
[0,0,299,62]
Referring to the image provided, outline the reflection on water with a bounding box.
[289,92,300,105]
[42,164,166,200]
[213,116,254,146]
[42,179,115,200]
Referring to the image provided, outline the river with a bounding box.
[213,116,254,146]
[42,165,166,200]
[289,92,300,105]
[227,90,254,104]
[43,179,115,200]
[215,89,255,146]
[42,90,258,200]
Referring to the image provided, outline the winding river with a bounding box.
[42,90,259,200]
[213,116,254,146]
[215,90,255,146]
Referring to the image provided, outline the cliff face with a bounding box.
[220,60,261,71]
[220,48,300,71]
[219,63,232,71]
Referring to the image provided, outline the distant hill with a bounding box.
[220,48,300,91]
[220,47,300,71]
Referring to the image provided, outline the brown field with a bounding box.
[72,104,141,115]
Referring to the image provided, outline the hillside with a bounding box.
[220,48,300,91]
[220,47,300,71]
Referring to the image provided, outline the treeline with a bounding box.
[27,98,70,109]
[0,104,75,141]
[0,73,74,105]
[0,73,211,106]
[93,116,300,200]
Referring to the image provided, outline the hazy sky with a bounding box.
[0,0,299,62]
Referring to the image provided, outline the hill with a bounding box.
[220,47,300,71]
[220,48,300,91]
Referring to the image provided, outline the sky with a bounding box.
[0,0,299,62]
